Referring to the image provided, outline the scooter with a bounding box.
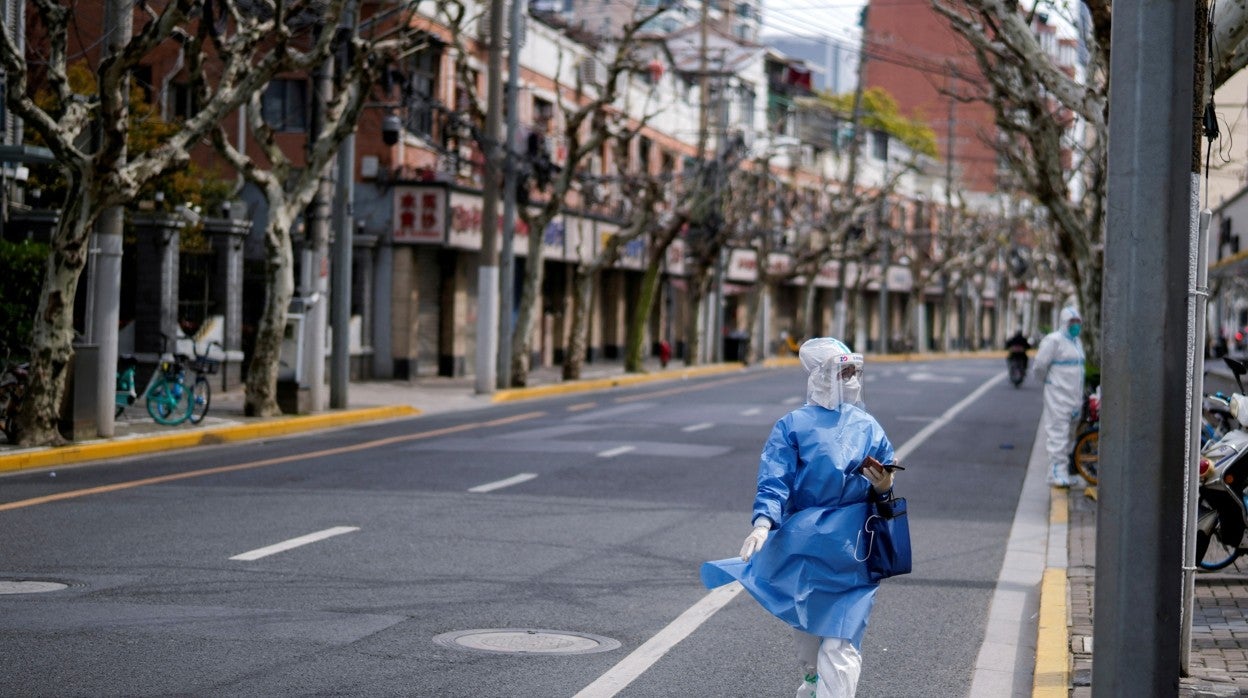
[1194,357,1248,570]
[1006,349,1028,388]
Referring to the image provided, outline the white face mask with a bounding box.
[841,375,862,406]
[806,365,864,409]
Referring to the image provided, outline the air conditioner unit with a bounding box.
[578,57,601,87]
[477,6,527,46]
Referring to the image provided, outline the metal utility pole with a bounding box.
[90,0,132,437]
[1094,1,1196,694]
[498,0,523,389]
[304,44,333,412]
[942,93,955,353]
[476,0,505,394]
[330,2,356,409]
[837,14,867,345]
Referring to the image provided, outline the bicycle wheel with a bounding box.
[1073,429,1099,485]
[146,379,188,425]
[1196,509,1243,571]
[188,376,211,424]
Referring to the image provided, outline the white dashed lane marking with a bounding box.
[468,473,538,493]
[230,526,360,561]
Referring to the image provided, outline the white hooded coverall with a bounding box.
[1032,307,1086,486]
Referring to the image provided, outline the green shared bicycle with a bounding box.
[144,337,220,426]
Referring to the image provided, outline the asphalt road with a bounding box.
[0,357,1043,697]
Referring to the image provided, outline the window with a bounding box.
[739,87,755,132]
[404,42,442,139]
[168,83,198,120]
[871,130,889,161]
[262,79,308,132]
[533,96,554,126]
[638,136,651,175]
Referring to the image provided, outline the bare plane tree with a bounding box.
[208,5,421,416]
[0,0,341,445]
[932,0,1248,362]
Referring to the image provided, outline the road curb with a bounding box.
[0,405,420,474]
[1033,486,1071,696]
[491,363,747,402]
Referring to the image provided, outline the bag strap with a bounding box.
[870,489,905,519]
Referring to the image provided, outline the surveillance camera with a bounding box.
[382,114,402,146]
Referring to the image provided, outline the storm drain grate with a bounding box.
[0,580,68,594]
[433,628,621,655]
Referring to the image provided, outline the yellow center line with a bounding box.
[0,410,547,513]
[567,402,598,412]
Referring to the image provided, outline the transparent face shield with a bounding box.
[799,338,865,409]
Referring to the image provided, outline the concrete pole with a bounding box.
[330,3,356,410]
[304,49,333,412]
[498,0,523,389]
[1094,1,1196,694]
[475,0,505,394]
[90,0,131,437]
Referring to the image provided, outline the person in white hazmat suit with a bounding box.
[1032,306,1087,487]
[701,337,899,697]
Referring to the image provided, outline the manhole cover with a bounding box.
[0,581,68,594]
[433,628,621,655]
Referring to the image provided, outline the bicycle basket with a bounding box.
[192,358,220,375]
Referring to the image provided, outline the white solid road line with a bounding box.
[468,473,538,493]
[597,445,636,458]
[575,371,1008,697]
[572,583,745,698]
[229,526,360,561]
[682,422,714,432]
[892,371,1006,463]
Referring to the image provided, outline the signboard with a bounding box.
[392,185,446,244]
[726,248,758,283]
[447,190,532,252]
[665,238,688,276]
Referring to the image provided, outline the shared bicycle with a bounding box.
[116,336,221,426]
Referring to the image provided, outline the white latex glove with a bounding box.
[861,456,895,494]
[740,518,771,561]
[1232,394,1248,427]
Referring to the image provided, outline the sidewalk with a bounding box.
[1064,483,1248,697]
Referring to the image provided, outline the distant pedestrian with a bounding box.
[1033,306,1086,488]
[658,340,672,368]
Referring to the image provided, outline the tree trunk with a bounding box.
[683,266,712,365]
[742,277,764,364]
[244,209,296,417]
[17,181,95,446]
[800,275,818,339]
[624,250,665,373]
[562,264,595,380]
[510,213,550,387]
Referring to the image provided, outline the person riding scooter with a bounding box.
[1005,330,1030,387]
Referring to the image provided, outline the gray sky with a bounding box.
[761,0,865,41]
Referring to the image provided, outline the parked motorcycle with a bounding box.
[1195,357,1248,570]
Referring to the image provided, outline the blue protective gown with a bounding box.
[701,403,896,650]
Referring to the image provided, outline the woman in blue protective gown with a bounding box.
[702,337,899,698]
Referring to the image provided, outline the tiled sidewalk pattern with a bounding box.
[1066,487,1248,696]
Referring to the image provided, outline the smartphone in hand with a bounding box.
[860,456,905,473]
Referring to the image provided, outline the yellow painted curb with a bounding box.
[1033,486,1071,697]
[0,405,420,474]
[491,363,746,402]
